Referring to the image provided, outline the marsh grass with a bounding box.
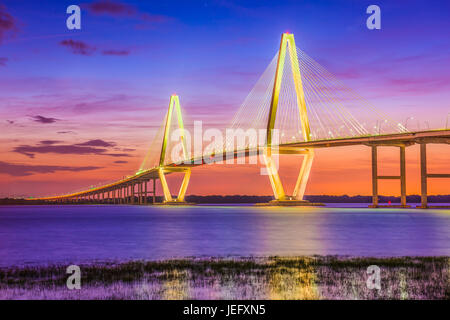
[0,256,448,300]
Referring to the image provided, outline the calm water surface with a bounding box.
[0,204,449,267]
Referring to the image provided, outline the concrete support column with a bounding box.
[131,184,135,204]
[400,146,406,206]
[144,181,147,204]
[420,143,428,208]
[371,146,378,207]
[138,182,142,205]
[153,179,156,204]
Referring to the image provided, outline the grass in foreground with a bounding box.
[0,256,448,299]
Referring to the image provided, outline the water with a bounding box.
[0,205,449,267]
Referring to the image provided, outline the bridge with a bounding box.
[34,33,450,208]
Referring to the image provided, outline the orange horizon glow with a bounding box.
[1,143,449,198]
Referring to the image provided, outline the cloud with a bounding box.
[39,140,62,145]
[60,39,96,55]
[0,161,101,177]
[332,68,361,79]
[84,0,135,17]
[83,0,173,27]
[140,13,172,23]
[31,115,60,124]
[60,39,130,57]
[0,4,16,43]
[383,74,450,95]
[13,145,105,158]
[102,49,130,56]
[0,57,7,66]
[103,152,131,157]
[75,139,116,147]
[13,140,131,158]
[114,160,128,164]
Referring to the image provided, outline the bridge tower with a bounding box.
[158,94,192,204]
[264,32,319,205]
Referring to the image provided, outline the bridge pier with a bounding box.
[369,144,409,208]
[130,184,133,204]
[420,143,428,208]
[258,147,323,207]
[152,178,156,204]
[144,181,148,204]
[138,182,142,205]
[417,143,450,208]
[156,167,192,205]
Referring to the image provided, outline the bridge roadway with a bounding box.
[36,129,450,206]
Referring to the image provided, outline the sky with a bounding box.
[0,0,449,198]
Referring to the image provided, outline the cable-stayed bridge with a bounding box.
[34,33,450,208]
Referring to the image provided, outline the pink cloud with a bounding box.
[0,4,16,43]
[39,140,62,145]
[60,39,96,55]
[84,0,135,16]
[385,74,450,95]
[13,140,131,159]
[76,139,116,147]
[83,0,173,29]
[0,161,101,177]
[31,115,60,124]
[102,49,130,56]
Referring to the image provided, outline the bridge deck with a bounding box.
[35,129,450,200]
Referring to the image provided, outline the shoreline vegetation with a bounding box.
[0,256,448,300]
[2,194,450,205]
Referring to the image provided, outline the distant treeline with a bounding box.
[186,195,450,203]
[1,195,450,205]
